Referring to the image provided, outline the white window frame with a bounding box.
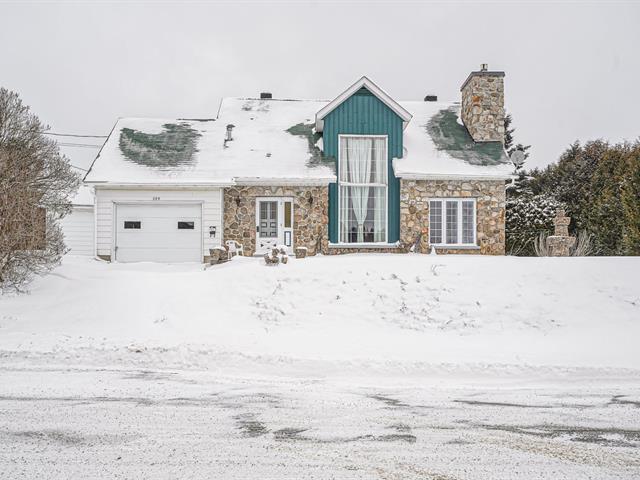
[337,134,389,244]
[428,198,477,247]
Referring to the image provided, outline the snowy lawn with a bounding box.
[1,255,639,479]
[1,254,638,373]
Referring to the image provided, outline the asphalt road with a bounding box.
[1,366,639,479]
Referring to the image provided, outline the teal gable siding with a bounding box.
[324,90,404,243]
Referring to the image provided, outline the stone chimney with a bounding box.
[460,64,505,143]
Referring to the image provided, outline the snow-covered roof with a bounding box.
[395,101,513,180]
[85,96,512,187]
[315,76,412,133]
[84,99,336,186]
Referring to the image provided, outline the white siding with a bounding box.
[60,207,94,256]
[95,188,223,261]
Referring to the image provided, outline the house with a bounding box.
[83,65,512,262]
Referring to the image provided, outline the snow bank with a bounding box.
[0,255,638,374]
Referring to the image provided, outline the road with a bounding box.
[1,364,639,479]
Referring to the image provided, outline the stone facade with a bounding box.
[399,179,505,255]
[224,181,506,257]
[223,185,328,256]
[460,70,505,143]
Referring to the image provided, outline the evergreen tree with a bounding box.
[523,139,640,256]
[506,193,563,255]
[504,113,532,198]
[620,142,640,254]
[503,113,531,160]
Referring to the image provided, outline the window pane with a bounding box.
[124,221,141,229]
[446,201,458,244]
[259,201,278,238]
[284,201,292,228]
[338,136,388,243]
[429,201,442,244]
[340,185,386,243]
[462,201,475,244]
[369,186,386,242]
[177,221,194,230]
[339,137,387,184]
[371,138,387,184]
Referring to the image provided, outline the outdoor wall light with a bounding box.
[209,226,217,238]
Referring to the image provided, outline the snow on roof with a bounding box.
[84,99,336,186]
[85,96,512,186]
[395,101,513,180]
[216,97,335,184]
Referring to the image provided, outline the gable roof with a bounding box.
[315,76,413,133]
[84,84,512,186]
[83,99,336,186]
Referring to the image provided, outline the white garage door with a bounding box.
[115,204,202,263]
[60,207,94,256]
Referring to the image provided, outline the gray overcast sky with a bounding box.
[1,0,639,171]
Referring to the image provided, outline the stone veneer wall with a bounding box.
[460,74,505,143]
[400,179,505,255]
[224,186,328,256]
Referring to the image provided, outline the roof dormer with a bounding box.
[315,76,412,133]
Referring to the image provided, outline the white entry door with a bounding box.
[255,197,293,255]
[115,203,202,262]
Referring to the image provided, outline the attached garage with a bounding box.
[114,203,202,263]
[91,188,223,263]
[60,206,94,256]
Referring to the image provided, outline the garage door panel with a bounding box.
[115,204,202,262]
[117,232,201,248]
[116,248,200,263]
[117,204,200,218]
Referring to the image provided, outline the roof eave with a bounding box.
[394,172,514,181]
[88,181,235,188]
[234,176,336,186]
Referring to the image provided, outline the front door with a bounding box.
[255,197,293,255]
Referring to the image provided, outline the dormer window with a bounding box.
[338,135,387,243]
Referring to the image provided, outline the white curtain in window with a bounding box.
[347,138,372,242]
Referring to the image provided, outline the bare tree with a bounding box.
[0,87,79,291]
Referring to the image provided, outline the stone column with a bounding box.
[546,208,576,256]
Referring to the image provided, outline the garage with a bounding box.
[60,207,94,256]
[114,203,202,263]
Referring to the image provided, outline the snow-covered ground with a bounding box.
[1,255,639,478]
[1,254,638,372]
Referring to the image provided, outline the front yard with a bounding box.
[1,254,639,478]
